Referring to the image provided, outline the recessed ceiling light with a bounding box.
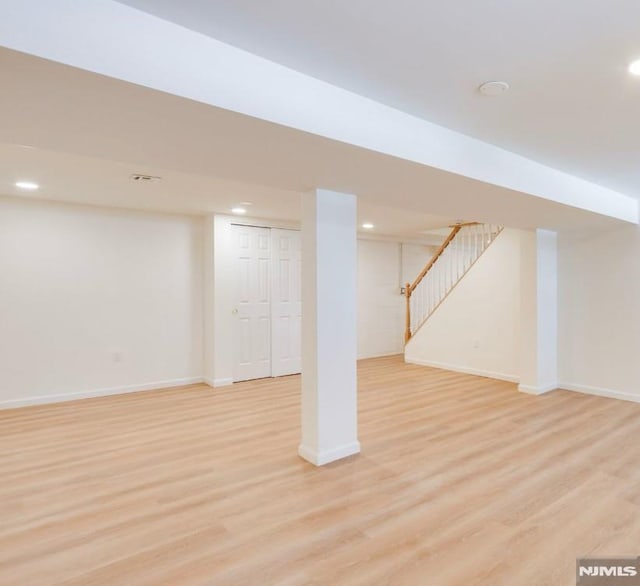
[629,59,640,76]
[231,207,247,215]
[15,181,39,190]
[362,222,374,229]
[478,81,510,96]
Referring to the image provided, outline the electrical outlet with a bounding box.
[473,340,480,349]
[112,351,123,363]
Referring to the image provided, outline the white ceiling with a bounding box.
[119,0,640,199]
[0,46,460,241]
[0,143,454,242]
[0,47,625,234]
[0,49,462,243]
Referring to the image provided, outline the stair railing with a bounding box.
[404,222,503,343]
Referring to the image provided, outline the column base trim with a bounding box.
[518,383,557,395]
[204,377,234,388]
[298,441,361,466]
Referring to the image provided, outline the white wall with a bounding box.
[401,243,438,286]
[0,199,443,406]
[8,194,635,408]
[0,197,203,407]
[558,224,640,401]
[404,229,523,381]
[357,240,404,358]
[356,240,439,359]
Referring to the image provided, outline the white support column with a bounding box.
[203,214,235,388]
[519,229,558,395]
[299,189,360,466]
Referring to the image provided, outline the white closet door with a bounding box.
[271,229,302,377]
[233,225,272,382]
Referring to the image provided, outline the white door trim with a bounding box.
[271,228,302,377]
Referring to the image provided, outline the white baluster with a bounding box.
[434,263,439,307]
[424,276,428,319]
[424,275,428,319]
[409,290,416,334]
[449,246,454,290]
[430,271,434,314]
[443,249,448,296]
[422,277,427,321]
[465,227,470,271]
[453,236,458,285]
[423,277,427,322]
[474,224,479,259]
[457,233,462,282]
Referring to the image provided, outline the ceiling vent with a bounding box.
[129,173,162,182]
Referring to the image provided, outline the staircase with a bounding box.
[404,222,503,342]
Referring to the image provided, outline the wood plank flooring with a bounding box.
[2,355,640,585]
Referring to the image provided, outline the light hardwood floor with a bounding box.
[2,355,640,585]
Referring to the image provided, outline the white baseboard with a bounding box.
[518,383,558,395]
[358,351,403,360]
[298,441,361,466]
[559,382,640,404]
[0,377,204,410]
[404,357,519,384]
[213,378,234,387]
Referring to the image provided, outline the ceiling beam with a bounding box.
[0,0,636,225]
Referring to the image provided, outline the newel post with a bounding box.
[404,283,412,343]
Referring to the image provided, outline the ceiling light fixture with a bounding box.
[231,207,247,215]
[629,59,640,76]
[15,181,39,190]
[478,81,510,96]
[362,222,374,229]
